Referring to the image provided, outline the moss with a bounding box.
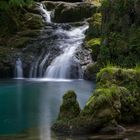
[96,67,140,123]
[87,13,102,39]
[53,67,140,134]
[24,13,43,29]
[84,62,101,80]
[58,90,81,120]
[82,85,121,116]
[53,2,96,23]
[85,0,101,7]
[86,38,101,61]
[9,37,32,48]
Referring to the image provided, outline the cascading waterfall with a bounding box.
[29,3,89,79]
[44,25,88,78]
[38,3,51,23]
[15,58,23,78]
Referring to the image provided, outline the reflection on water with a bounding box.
[0,79,94,139]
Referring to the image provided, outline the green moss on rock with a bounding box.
[52,67,140,134]
[84,62,101,80]
[97,67,140,123]
[24,13,43,29]
[58,90,81,120]
[53,2,97,23]
[86,38,101,61]
[86,13,102,39]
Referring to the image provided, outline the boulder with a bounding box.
[52,2,97,23]
[57,90,81,120]
[83,62,100,80]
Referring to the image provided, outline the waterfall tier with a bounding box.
[29,3,89,79]
[15,58,23,78]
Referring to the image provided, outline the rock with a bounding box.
[75,46,93,79]
[58,90,81,120]
[86,13,102,39]
[43,1,59,11]
[24,12,44,29]
[52,67,140,135]
[83,62,100,80]
[52,85,122,134]
[89,134,125,140]
[100,124,126,134]
[86,38,101,61]
[52,90,81,133]
[53,2,97,23]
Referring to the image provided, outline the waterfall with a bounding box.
[15,58,23,78]
[38,3,51,23]
[45,25,88,79]
[29,3,89,79]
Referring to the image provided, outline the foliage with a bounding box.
[86,13,102,39]
[0,0,34,10]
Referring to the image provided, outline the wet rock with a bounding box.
[24,13,44,29]
[51,2,96,23]
[83,62,100,80]
[100,124,126,135]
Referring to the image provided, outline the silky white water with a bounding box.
[15,58,23,78]
[45,25,88,78]
[38,3,51,23]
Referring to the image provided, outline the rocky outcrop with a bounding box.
[52,67,140,135]
[0,8,45,77]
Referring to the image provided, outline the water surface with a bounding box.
[0,79,140,140]
[0,79,94,139]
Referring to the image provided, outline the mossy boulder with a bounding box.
[57,90,81,120]
[97,67,140,123]
[23,13,44,29]
[43,1,59,11]
[86,38,101,61]
[53,2,97,23]
[52,90,81,133]
[84,62,100,80]
[52,67,140,135]
[86,13,102,39]
[52,85,124,134]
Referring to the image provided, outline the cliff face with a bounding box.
[0,8,43,77]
